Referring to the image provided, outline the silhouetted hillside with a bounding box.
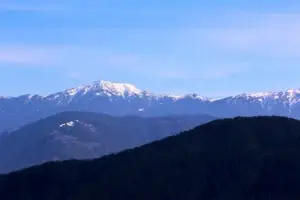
[1,116,300,200]
[0,111,215,173]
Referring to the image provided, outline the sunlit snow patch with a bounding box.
[59,120,79,128]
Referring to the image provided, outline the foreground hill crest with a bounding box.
[1,116,300,200]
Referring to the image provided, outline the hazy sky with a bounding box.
[1,0,300,97]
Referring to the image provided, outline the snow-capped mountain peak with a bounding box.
[94,80,143,96]
[166,93,213,101]
[60,80,144,98]
[287,88,300,96]
[234,92,272,99]
[284,89,300,104]
[226,88,300,107]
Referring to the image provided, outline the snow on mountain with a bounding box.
[2,80,300,108]
[227,89,300,107]
[46,80,300,106]
[165,93,213,102]
[4,80,300,104]
[44,80,149,104]
[60,80,143,98]
[2,79,300,133]
[0,80,213,104]
[44,80,214,104]
[59,120,79,128]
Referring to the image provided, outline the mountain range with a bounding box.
[1,80,300,132]
[0,111,215,173]
[1,116,300,200]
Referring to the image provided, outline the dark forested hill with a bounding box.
[1,116,300,200]
[0,111,215,173]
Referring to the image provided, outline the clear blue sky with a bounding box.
[1,0,300,97]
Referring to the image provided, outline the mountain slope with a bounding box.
[2,80,300,132]
[1,116,300,200]
[0,80,211,132]
[0,111,215,173]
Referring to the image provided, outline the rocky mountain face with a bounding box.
[1,80,300,132]
[0,111,215,173]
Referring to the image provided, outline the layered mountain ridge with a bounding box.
[0,111,215,173]
[1,80,300,132]
[2,116,300,200]
[0,80,213,102]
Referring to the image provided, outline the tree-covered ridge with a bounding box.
[0,111,215,173]
[1,116,300,200]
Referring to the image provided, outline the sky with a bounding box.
[1,0,300,98]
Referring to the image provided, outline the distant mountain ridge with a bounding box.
[1,80,300,132]
[0,111,215,173]
[0,80,212,101]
